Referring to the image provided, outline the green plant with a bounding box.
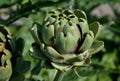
[30,9,104,81]
[0,0,120,81]
[0,25,12,81]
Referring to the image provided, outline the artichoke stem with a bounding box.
[53,70,64,81]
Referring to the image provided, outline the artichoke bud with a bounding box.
[30,9,104,71]
[0,25,10,42]
[0,25,12,81]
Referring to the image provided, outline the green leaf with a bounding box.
[54,21,63,35]
[0,25,9,38]
[3,49,12,59]
[0,43,4,52]
[30,23,42,44]
[66,51,89,66]
[64,32,77,53]
[46,46,63,63]
[89,21,101,39]
[8,37,16,54]
[79,31,94,52]
[10,72,25,81]
[22,0,29,4]
[31,61,42,75]
[118,76,120,81]
[0,60,12,81]
[89,41,104,54]
[42,25,54,45]
[74,9,87,19]
[63,9,73,16]
[79,18,89,34]
[47,16,56,24]
[54,32,65,53]
[63,23,81,44]
[15,60,31,73]
[51,62,72,71]
[66,55,84,63]
[15,38,25,55]
[0,32,6,42]
[8,37,25,56]
[29,43,47,60]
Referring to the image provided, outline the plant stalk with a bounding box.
[2,0,67,26]
[53,70,65,81]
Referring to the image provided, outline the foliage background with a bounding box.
[0,0,120,81]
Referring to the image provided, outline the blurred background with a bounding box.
[0,0,120,81]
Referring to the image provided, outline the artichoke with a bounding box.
[0,25,12,81]
[30,9,104,71]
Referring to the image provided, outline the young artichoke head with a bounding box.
[0,25,12,81]
[30,9,104,71]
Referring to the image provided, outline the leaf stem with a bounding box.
[53,70,65,81]
[2,0,67,26]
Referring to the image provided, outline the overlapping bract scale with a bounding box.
[0,25,12,81]
[30,9,104,71]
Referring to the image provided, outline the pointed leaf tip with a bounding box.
[89,41,104,55]
[30,23,41,44]
[29,43,47,60]
[74,9,87,19]
[46,47,63,63]
[79,32,94,52]
[51,62,72,71]
[89,21,101,39]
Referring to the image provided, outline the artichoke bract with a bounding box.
[0,25,12,81]
[30,9,104,71]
